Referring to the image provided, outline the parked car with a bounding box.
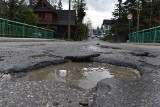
[91,35,94,38]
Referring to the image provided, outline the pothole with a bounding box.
[10,62,140,89]
[130,52,157,58]
[100,45,122,49]
[0,56,4,61]
[65,54,100,62]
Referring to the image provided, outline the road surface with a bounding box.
[0,37,160,107]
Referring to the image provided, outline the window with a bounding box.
[40,2,43,7]
[39,14,41,18]
[42,14,45,19]
[39,13,45,19]
[43,2,46,7]
[38,1,46,7]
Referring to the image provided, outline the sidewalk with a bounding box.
[0,37,65,42]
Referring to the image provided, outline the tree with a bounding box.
[7,0,17,20]
[72,0,79,10]
[15,5,36,25]
[72,0,86,23]
[112,0,128,33]
[76,23,89,40]
[6,0,36,25]
[72,0,88,40]
[77,0,86,23]
[57,0,62,10]
[29,0,38,8]
[0,0,6,17]
[118,0,122,18]
[111,0,160,42]
[86,18,92,30]
[47,0,57,7]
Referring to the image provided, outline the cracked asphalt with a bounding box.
[0,37,160,107]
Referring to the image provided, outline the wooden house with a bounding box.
[33,0,76,38]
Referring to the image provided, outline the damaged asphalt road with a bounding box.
[0,40,160,107]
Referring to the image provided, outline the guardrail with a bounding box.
[129,26,160,43]
[0,18,54,39]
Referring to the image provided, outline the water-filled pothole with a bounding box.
[11,62,140,89]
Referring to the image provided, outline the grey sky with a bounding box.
[61,0,126,28]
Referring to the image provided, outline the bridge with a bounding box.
[0,18,54,39]
[129,26,160,43]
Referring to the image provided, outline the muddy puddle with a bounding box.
[9,62,140,89]
[9,62,139,89]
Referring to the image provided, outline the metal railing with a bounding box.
[0,18,54,39]
[129,26,160,43]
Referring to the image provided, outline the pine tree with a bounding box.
[57,0,62,10]
[8,0,17,20]
[72,0,88,40]
[29,0,38,8]
[0,0,6,17]
[6,0,36,24]
[111,0,160,42]
[77,0,86,23]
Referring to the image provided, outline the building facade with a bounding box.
[33,0,76,39]
[102,20,112,35]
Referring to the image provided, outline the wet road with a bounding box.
[0,37,160,106]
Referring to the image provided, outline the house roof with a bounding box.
[53,10,76,26]
[102,20,112,25]
[34,0,57,13]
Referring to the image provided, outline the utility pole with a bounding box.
[68,0,71,39]
[137,0,140,32]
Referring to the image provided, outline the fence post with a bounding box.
[142,31,145,43]
[136,32,138,43]
[2,20,5,37]
[36,27,37,38]
[9,24,11,36]
[45,30,47,38]
[154,29,157,43]
[23,25,25,38]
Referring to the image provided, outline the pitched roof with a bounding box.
[53,10,76,26]
[34,0,57,13]
[102,20,112,25]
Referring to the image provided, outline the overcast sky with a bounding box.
[61,0,125,28]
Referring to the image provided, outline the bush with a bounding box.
[66,38,75,41]
[76,23,89,40]
[100,35,107,41]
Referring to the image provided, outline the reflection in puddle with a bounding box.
[13,62,140,89]
[87,45,104,52]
